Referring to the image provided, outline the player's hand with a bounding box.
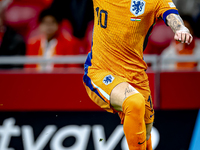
[174,27,193,44]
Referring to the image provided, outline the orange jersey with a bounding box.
[89,0,178,86]
[83,0,178,124]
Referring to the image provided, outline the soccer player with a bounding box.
[83,0,193,149]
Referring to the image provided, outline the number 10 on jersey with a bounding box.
[95,7,108,29]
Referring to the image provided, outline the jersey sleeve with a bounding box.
[155,0,179,24]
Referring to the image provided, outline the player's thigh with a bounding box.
[110,82,139,112]
[84,67,128,113]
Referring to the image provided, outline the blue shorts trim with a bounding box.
[83,50,105,102]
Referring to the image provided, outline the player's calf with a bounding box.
[122,93,146,150]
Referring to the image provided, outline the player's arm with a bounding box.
[166,14,193,44]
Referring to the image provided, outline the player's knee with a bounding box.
[131,93,145,112]
[123,93,145,114]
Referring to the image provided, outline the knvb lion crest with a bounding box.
[103,75,115,85]
[130,0,146,17]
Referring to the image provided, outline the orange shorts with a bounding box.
[83,53,154,124]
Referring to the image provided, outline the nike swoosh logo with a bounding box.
[138,140,145,145]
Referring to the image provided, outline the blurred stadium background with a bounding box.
[0,0,200,149]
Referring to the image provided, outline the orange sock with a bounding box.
[146,134,152,150]
[122,93,146,150]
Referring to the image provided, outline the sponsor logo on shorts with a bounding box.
[103,75,115,85]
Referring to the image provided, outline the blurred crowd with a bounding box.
[0,0,200,71]
[0,0,93,71]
